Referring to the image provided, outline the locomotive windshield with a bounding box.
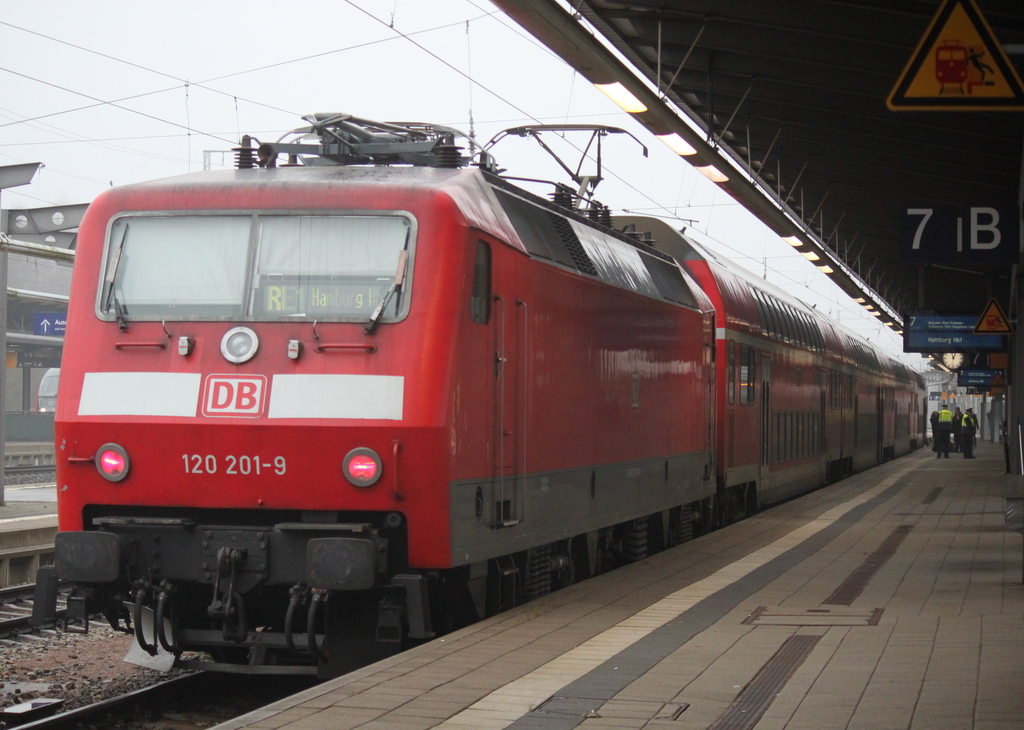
[99,213,413,322]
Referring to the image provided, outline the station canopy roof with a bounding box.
[494,0,1024,331]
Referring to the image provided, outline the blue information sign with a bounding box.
[904,313,1006,353]
[33,312,66,336]
[908,314,977,332]
[957,369,1003,388]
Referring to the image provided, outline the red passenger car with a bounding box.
[624,216,925,514]
[54,116,716,676]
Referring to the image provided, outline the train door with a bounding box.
[876,387,885,462]
[492,268,525,527]
[852,376,861,452]
[819,369,827,481]
[704,314,716,481]
[759,356,771,487]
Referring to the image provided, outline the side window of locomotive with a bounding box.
[471,241,491,324]
[252,215,412,320]
[100,216,251,319]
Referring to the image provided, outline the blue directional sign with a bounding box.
[957,369,1004,388]
[33,312,66,336]
[904,313,1006,353]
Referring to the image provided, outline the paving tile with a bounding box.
[242,707,321,729]
[283,706,387,730]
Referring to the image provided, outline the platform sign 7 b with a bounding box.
[900,205,1020,264]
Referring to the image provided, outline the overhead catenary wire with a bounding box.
[0,66,236,146]
[0,17,487,130]
[0,4,911,363]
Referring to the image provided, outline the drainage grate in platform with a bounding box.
[707,634,821,730]
[743,606,883,626]
[921,487,943,505]
[532,695,605,717]
[823,524,913,605]
[533,696,689,721]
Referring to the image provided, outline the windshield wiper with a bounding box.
[102,223,129,328]
[365,249,408,334]
[112,294,128,331]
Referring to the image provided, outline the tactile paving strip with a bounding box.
[708,634,822,730]
[823,524,913,605]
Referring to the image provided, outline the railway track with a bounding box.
[2,581,319,729]
[0,582,66,641]
[4,465,55,476]
[4,663,317,729]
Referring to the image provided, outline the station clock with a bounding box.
[941,352,964,370]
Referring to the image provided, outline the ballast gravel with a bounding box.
[0,623,194,713]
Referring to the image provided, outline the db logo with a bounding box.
[202,375,267,417]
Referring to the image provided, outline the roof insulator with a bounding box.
[234,135,256,169]
[433,144,463,169]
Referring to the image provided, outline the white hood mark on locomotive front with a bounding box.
[78,372,201,417]
[268,374,404,420]
[78,371,405,421]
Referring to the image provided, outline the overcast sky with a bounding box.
[0,0,924,366]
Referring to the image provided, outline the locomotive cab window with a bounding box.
[101,216,251,319]
[98,212,415,323]
[471,241,491,324]
[252,215,411,319]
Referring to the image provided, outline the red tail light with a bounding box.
[343,448,382,487]
[95,443,130,482]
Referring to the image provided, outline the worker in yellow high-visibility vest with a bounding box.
[934,404,954,458]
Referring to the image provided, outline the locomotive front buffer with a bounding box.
[54,516,434,677]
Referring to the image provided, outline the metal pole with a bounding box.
[0,208,7,505]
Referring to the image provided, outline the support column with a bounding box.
[1010,282,1024,474]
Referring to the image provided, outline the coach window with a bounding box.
[797,313,811,350]
[792,307,805,348]
[769,298,783,341]
[740,344,756,404]
[728,341,736,405]
[471,241,491,324]
[783,305,796,345]
[829,369,842,409]
[782,307,793,345]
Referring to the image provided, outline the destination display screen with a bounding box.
[255,276,396,317]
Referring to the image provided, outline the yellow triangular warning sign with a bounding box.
[974,298,1013,334]
[991,372,1006,387]
[888,0,1024,111]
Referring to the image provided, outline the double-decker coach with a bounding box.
[617,215,925,518]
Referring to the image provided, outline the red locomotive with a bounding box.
[52,115,923,677]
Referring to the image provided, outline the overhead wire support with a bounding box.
[662,26,705,101]
[0,233,75,262]
[716,83,753,147]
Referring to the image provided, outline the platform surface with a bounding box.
[176,445,1024,727]
[0,482,57,529]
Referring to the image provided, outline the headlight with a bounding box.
[343,448,382,487]
[221,326,259,364]
[96,443,130,482]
